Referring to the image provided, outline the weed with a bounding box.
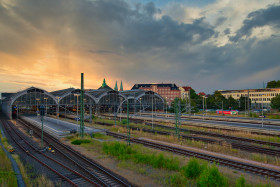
[181,158,205,179]
[71,139,91,145]
[197,165,228,187]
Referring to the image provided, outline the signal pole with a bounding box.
[127,99,130,145]
[80,73,85,138]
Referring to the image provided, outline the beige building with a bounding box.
[219,88,280,108]
[179,86,191,100]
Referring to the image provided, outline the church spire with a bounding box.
[114,81,118,91]
[102,78,107,88]
[120,80,123,91]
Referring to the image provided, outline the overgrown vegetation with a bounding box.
[0,146,17,187]
[197,165,228,187]
[71,139,91,145]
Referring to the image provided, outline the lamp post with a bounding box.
[74,94,80,126]
[261,94,264,127]
[165,97,168,118]
[56,96,60,119]
[44,98,48,117]
[202,96,205,120]
[152,95,154,129]
[36,98,40,117]
[139,98,142,116]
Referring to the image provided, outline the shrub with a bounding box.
[197,165,228,187]
[102,142,180,170]
[182,158,204,179]
[235,176,246,187]
[121,119,128,125]
[71,139,91,145]
[91,114,96,120]
[169,173,186,187]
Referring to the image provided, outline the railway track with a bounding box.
[138,112,280,126]
[17,118,132,187]
[106,131,280,181]
[93,120,280,157]
[1,119,100,187]
[60,114,280,156]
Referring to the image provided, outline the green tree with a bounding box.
[267,80,277,88]
[238,96,251,110]
[267,80,280,88]
[225,96,238,110]
[271,95,280,110]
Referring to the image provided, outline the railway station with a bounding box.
[1,79,164,120]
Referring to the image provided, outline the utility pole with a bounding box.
[247,90,250,117]
[188,89,191,118]
[127,99,130,145]
[152,95,154,129]
[202,96,205,120]
[222,100,224,116]
[80,73,85,138]
[245,96,247,118]
[174,98,181,139]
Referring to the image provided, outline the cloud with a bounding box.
[230,5,280,42]
[0,0,279,94]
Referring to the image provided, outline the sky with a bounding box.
[0,0,280,95]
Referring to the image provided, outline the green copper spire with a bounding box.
[120,80,123,91]
[114,81,118,91]
[102,78,107,88]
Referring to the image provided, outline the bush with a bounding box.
[91,114,96,120]
[235,176,247,187]
[182,158,205,179]
[71,139,91,145]
[102,142,179,170]
[169,173,186,187]
[197,165,228,187]
[121,119,128,125]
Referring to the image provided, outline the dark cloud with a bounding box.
[230,5,280,42]
[224,28,231,35]
[215,17,227,26]
[0,0,279,93]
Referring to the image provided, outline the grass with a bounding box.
[71,139,91,145]
[103,142,180,170]
[0,147,17,187]
[1,129,54,187]
[64,128,277,187]
[61,116,280,166]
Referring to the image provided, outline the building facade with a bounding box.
[179,86,191,100]
[132,83,181,105]
[219,88,280,108]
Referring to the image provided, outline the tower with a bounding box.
[120,80,123,91]
[114,81,118,91]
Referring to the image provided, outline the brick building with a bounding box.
[131,83,181,105]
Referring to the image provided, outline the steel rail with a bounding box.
[1,119,80,187]
[18,118,132,187]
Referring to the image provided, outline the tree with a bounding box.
[238,96,251,110]
[225,96,238,110]
[271,95,280,110]
[267,80,280,88]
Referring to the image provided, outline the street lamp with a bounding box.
[139,98,142,116]
[261,94,264,127]
[74,94,80,126]
[44,97,48,117]
[152,95,154,129]
[202,96,205,120]
[165,97,168,118]
[36,98,40,117]
[56,96,60,119]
